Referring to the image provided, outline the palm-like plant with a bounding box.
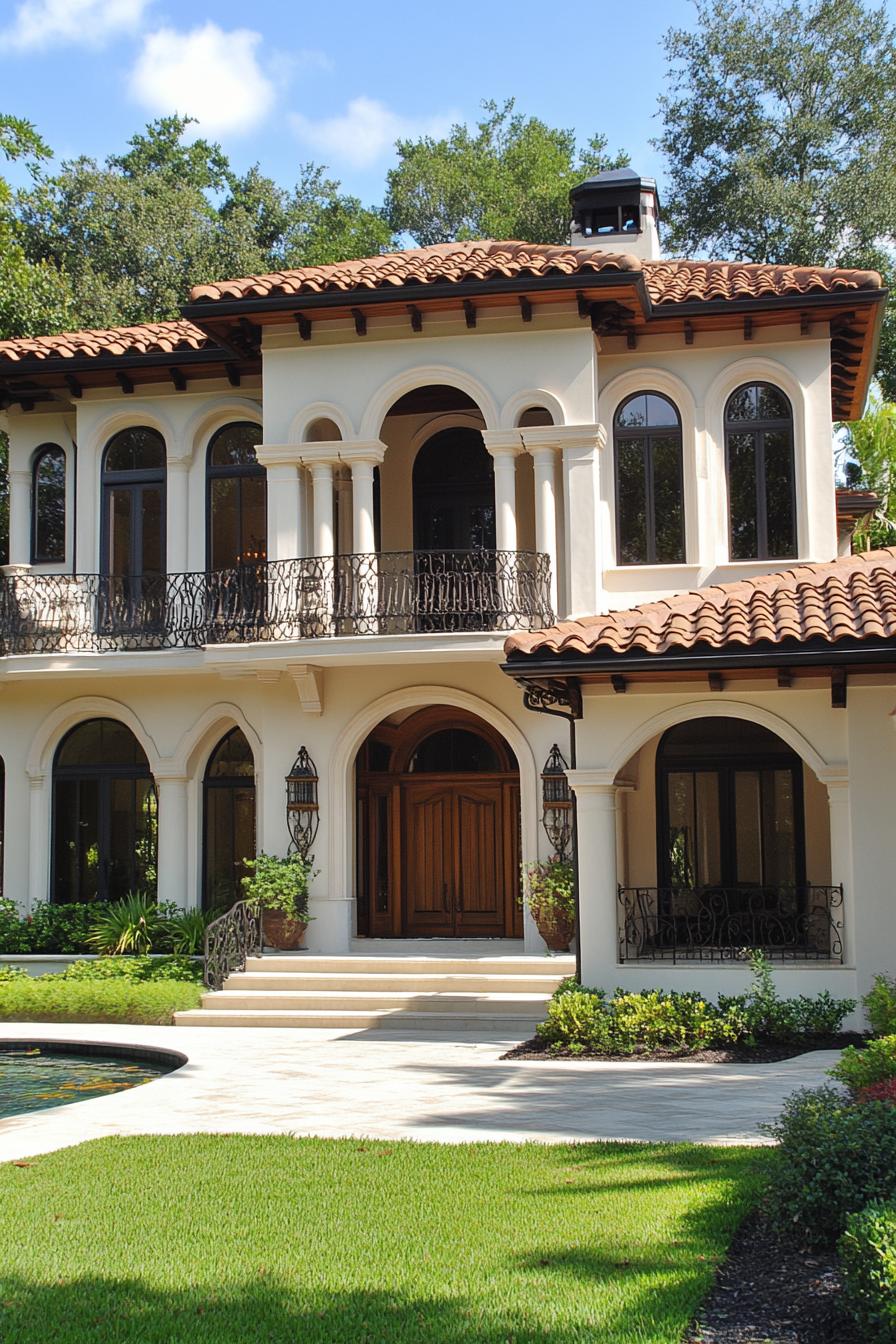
[165,909,210,956]
[87,892,162,955]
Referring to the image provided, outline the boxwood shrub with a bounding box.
[839,1201,896,1341]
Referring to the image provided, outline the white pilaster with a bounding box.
[27,773,50,912]
[529,445,560,615]
[156,775,191,909]
[310,463,335,558]
[566,770,619,984]
[165,458,190,574]
[821,770,854,966]
[481,434,521,553]
[8,468,31,566]
[266,464,302,562]
[560,427,604,617]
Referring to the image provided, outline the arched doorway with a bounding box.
[100,426,166,629]
[206,422,266,570]
[356,708,521,938]
[413,426,495,553]
[52,718,157,903]
[202,728,256,910]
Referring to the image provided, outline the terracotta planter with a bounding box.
[261,911,308,951]
[534,910,576,953]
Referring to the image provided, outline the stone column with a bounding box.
[310,463,335,558]
[566,771,619,984]
[155,775,191,909]
[351,458,377,555]
[480,437,520,553]
[346,445,386,631]
[8,468,32,567]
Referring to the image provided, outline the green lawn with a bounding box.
[0,1134,767,1344]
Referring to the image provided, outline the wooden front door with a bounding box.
[402,777,517,937]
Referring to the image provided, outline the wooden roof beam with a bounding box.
[519,295,533,323]
[463,299,476,329]
[294,312,312,341]
[64,374,82,399]
[116,371,134,394]
[407,304,423,333]
[351,308,367,336]
[169,367,187,392]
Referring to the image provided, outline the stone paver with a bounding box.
[0,1022,838,1160]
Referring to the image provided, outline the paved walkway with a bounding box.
[0,1022,838,1160]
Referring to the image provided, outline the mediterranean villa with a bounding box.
[1,168,893,1023]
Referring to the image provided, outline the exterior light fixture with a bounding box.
[285,746,319,858]
[541,743,572,859]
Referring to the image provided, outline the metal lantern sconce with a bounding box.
[541,743,572,860]
[286,747,319,858]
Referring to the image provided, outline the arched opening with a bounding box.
[356,706,521,938]
[206,422,266,571]
[615,715,838,961]
[614,392,684,565]
[412,426,495,553]
[52,718,157,904]
[516,406,554,428]
[31,444,66,564]
[202,727,256,911]
[725,382,796,560]
[100,426,166,628]
[304,417,342,443]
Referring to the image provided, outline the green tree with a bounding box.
[841,395,896,548]
[18,117,393,330]
[656,0,896,397]
[385,99,628,246]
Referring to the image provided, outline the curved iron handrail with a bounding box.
[203,899,262,991]
[0,550,553,655]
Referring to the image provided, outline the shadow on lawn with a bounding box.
[0,1276,690,1344]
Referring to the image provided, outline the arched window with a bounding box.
[101,428,166,627]
[31,445,66,564]
[206,422,266,571]
[203,728,256,910]
[52,718,157,904]
[725,383,796,560]
[614,392,684,565]
[413,428,495,553]
[657,717,805,891]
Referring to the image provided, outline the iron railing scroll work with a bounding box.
[203,900,262,991]
[617,884,845,964]
[0,550,553,654]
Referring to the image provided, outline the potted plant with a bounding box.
[521,858,576,952]
[241,852,314,951]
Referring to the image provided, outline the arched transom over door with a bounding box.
[356,708,522,938]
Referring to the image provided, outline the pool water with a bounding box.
[0,1045,172,1119]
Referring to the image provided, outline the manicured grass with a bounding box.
[0,977,201,1024]
[0,1134,768,1343]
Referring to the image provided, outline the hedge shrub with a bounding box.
[762,1086,896,1247]
[839,1201,896,1341]
[0,976,202,1025]
[865,974,896,1038]
[829,1035,896,1096]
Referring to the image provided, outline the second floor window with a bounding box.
[725,383,796,560]
[207,422,266,570]
[614,392,685,565]
[31,444,66,563]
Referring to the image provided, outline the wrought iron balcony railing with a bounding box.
[0,550,553,655]
[618,884,845,964]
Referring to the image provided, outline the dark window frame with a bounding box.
[724,382,797,561]
[99,426,167,578]
[205,421,266,573]
[655,720,807,892]
[202,726,256,911]
[30,443,67,565]
[613,391,685,566]
[51,717,157,905]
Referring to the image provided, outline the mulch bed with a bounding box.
[685,1211,860,1344]
[501,1033,863,1063]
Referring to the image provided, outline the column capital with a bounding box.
[9,468,32,487]
[165,454,191,473]
[481,430,524,457]
[566,768,619,795]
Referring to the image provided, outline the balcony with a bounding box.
[618,884,845,964]
[0,550,553,655]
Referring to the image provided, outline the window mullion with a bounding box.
[755,430,768,559]
[644,436,656,565]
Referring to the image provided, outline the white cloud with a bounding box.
[0,0,151,52]
[129,22,275,136]
[290,96,455,169]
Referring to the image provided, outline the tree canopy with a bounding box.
[656,0,896,397]
[385,99,628,247]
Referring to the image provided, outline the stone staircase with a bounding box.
[174,950,574,1032]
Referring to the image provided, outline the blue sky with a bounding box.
[2,0,895,209]
[0,0,707,202]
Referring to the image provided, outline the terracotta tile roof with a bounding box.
[505,549,896,659]
[641,259,881,306]
[0,318,211,363]
[188,240,882,307]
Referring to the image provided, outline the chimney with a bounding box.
[569,168,660,261]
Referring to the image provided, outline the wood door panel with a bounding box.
[456,784,504,935]
[403,782,454,935]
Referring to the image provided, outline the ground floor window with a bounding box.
[52,718,157,904]
[203,727,256,910]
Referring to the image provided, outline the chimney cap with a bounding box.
[570,168,660,210]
